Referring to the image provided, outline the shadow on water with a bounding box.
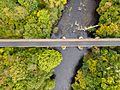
[71,56,84,85]
[87,0,100,38]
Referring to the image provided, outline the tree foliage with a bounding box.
[0,0,27,38]
[72,47,120,90]
[98,6,120,25]
[0,0,66,90]
[72,1,120,90]
[94,0,120,38]
[18,0,39,12]
[38,49,62,72]
[96,23,120,38]
[0,0,67,38]
[0,48,62,90]
[23,9,52,38]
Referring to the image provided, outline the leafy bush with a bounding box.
[0,48,62,90]
[72,47,120,90]
[0,0,67,38]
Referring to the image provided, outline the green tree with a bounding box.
[23,9,52,38]
[96,23,120,38]
[0,0,67,39]
[98,5,120,24]
[18,0,39,12]
[0,0,27,38]
[38,49,62,72]
[92,0,120,39]
[72,47,120,90]
[0,48,62,90]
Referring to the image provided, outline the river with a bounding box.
[52,0,99,90]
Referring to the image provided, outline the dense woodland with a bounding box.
[0,0,120,90]
[72,0,120,90]
[0,48,62,90]
[0,0,67,39]
[0,0,67,90]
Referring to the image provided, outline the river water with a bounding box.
[52,0,99,90]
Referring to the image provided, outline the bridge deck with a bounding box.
[0,38,119,47]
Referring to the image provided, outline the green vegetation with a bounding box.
[88,0,120,38]
[95,0,120,38]
[72,0,120,90]
[0,48,62,90]
[0,0,67,39]
[72,47,120,90]
[96,23,120,38]
[0,0,67,89]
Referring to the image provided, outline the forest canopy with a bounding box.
[0,0,67,39]
[72,0,120,90]
[90,0,120,38]
[0,0,67,90]
[0,48,62,90]
[72,47,120,90]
